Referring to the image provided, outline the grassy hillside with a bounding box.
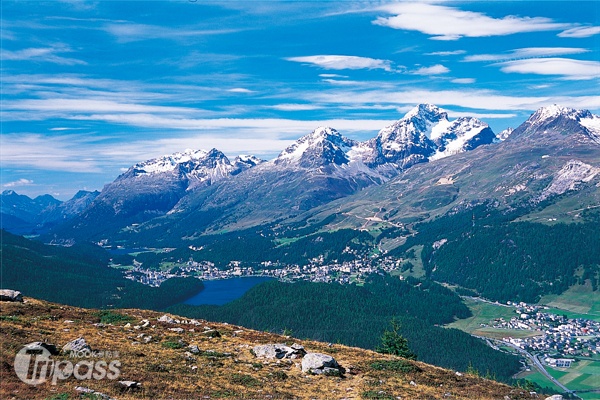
[0,297,540,400]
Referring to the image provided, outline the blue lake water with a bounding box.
[182,276,274,306]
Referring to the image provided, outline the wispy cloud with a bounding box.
[294,87,600,112]
[3,178,34,188]
[451,78,475,84]
[3,99,198,115]
[286,55,394,72]
[103,23,239,43]
[558,26,600,38]
[1,46,87,65]
[464,47,589,62]
[498,58,600,80]
[319,73,349,78]
[227,88,255,94]
[1,134,103,172]
[268,104,323,111]
[410,64,449,75]
[425,50,466,56]
[373,3,570,40]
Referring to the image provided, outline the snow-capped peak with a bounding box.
[133,149,211,174]
[275,126,356,167]
[403,103,448,122]
[529,104,591,125]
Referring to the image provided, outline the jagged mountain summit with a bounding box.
[511,104,600,144]
[362,104,496,170]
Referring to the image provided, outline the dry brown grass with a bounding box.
[0,298,533,399]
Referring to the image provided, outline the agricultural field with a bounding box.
[539,282,600,322]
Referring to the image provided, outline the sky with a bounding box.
[1,0,599,200]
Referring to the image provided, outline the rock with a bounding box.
[75,386,113,400]
[169,327,184,333]
[119,380,141,389]
[201,329,221,338]
[158,315,174,323]
[253,343,306,360]
[0,289,23,302]
[544,396,563,400]
[188,345,200,354]
[455,371,463,376]
[62,337,91,353]
[301,353,342,375]
[25,341,59,355]
[410,381,417,386]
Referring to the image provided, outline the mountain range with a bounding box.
[3,103,599,245]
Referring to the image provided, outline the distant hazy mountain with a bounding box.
[0,190,98,235]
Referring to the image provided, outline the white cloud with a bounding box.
[373,3,570,40]
[464,47,589,62]
[1,46,87,65]
[227,88,255,93]
[319,73,349,78]
[103,23,239,43]
[559,26,600,38]
[269,104,322,111]
[321,78,367,86]
[0,134,102,172]
[3,99,197,115]
[296,87,600,112]
[451,78,475,84]
[411,64,449,75]
[286,55,394,71]
[498,58,600,80]
[425,50,466,56]
[3,178,34,188]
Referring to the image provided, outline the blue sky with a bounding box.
[1,0,599,199]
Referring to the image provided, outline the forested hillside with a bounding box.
[387,206,600,302]
[0,230,203,309]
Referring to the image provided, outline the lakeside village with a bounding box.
[489,303,600,365]
[115,250,599,362]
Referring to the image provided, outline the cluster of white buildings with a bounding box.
[119,249,407,287]
[496,304,600,360]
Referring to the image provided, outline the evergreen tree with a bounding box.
[376,319,417,360]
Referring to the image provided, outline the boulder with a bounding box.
[301,352,342,375]
[253,343,306,360]
[544,396,563,400]
[25,341,59,355]
[158,315,174,323]
[119,380,141,390]
[0,289,23,302]
[63,337,91,353]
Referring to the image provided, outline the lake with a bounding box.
[182,276,273,306]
